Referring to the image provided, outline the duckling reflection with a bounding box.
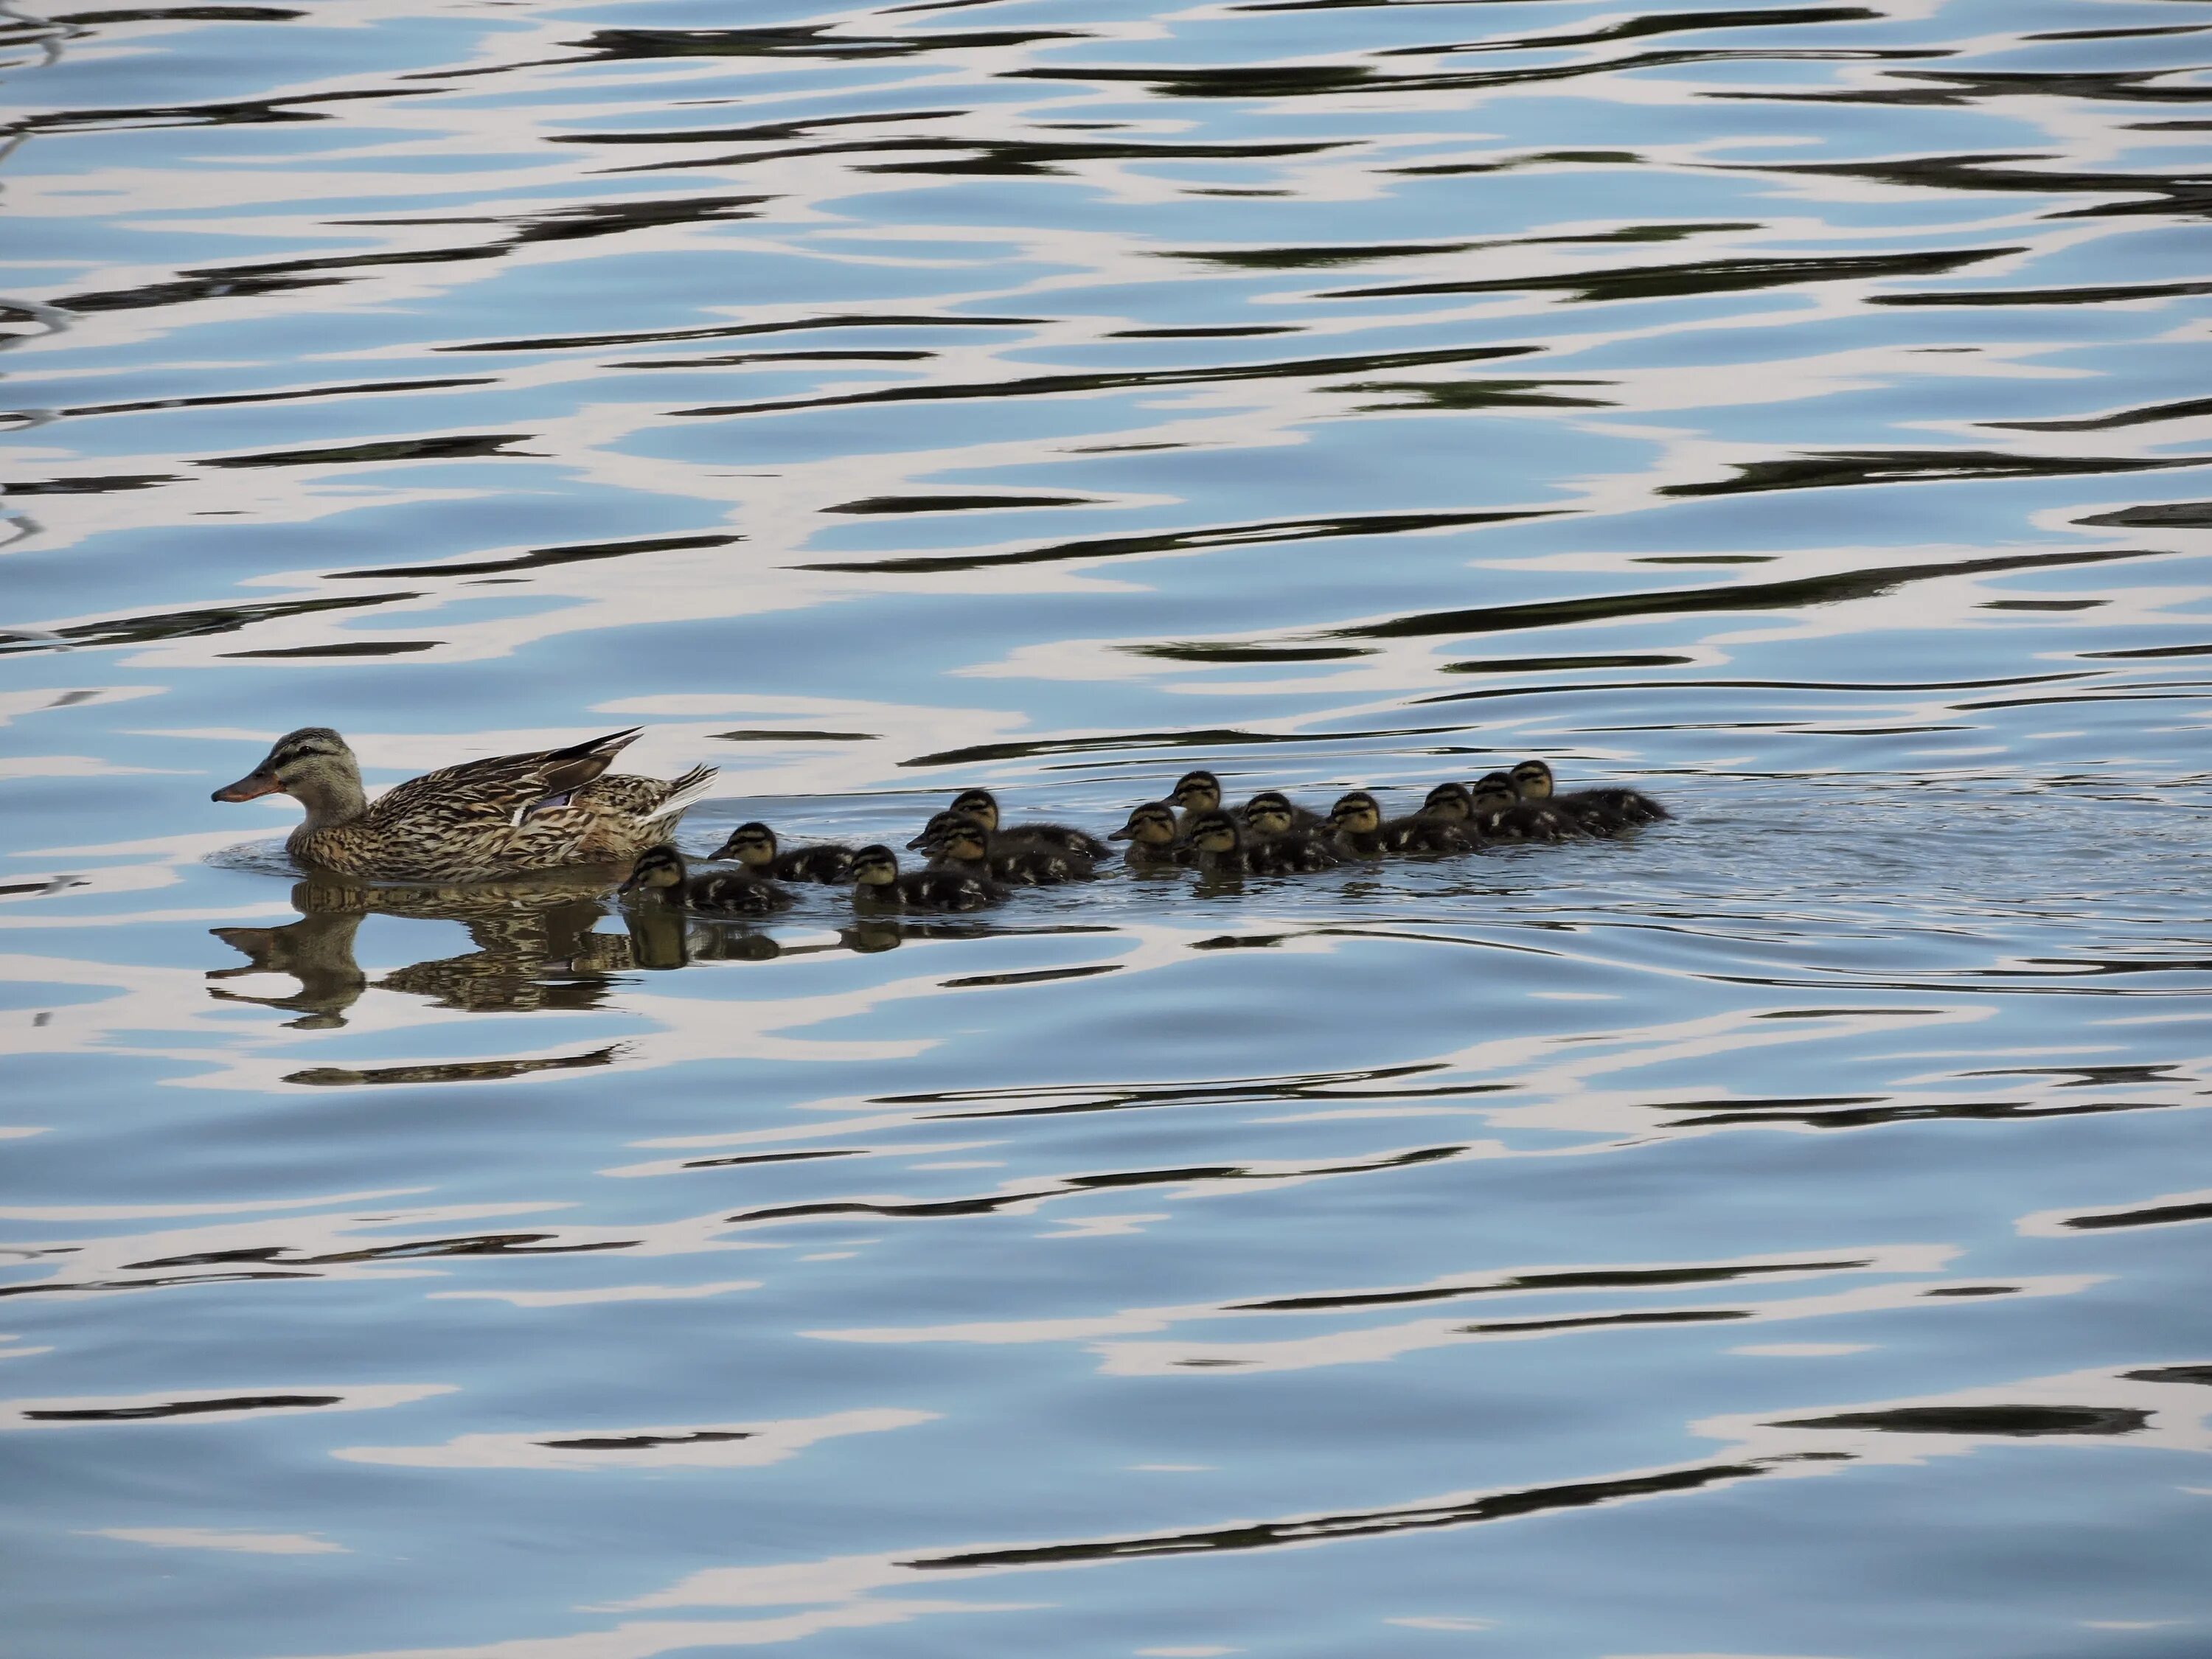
[1108,800,1193,866]
[709,821,855,883]
[209,874,646,1023]
[1509,758,1669,833]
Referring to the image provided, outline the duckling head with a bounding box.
[852,845,901,888]
[1171,770,1222,813]
[934,816,992,863]
[1329,791,1382,836]
[712,821,777,866]
[1186,809,1242,856]
[1110,801,1180,846]
[1242,790,1295,838]
[1422,782,1475,822]
[620,844,688,895]
[948,787,1001,832]
[1509,759,1555,800]
[905,809,962,851]
[212,727,363,820]
[1471,776,1517,815]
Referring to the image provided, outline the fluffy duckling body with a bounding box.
[710,821,857,883]
[1470,773,1582,843]
[1328,790,1478,856]
[1187,809,1342,876]
[1237,791,1346,869]
[911,789,1110,860]
[1509,759,1668,833]
[1108,801,1194,866]
[620,844,793,915]
[922,814,1095,886]
[852,844,1006,911]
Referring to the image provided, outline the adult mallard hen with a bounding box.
[212,726,715,883]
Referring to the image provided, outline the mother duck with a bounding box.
[212,726,714,883]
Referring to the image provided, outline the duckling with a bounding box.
[913,788,1110,860]
[1237,792,1346,869]
[709,821,857,883]
[1470,773,1582,843]
[1186,808,1342,876]
[1327,790,1478,857]
[1239,788,1326,833]
[1107,800,1194,866]
[921,813,1095,886]
[619,844,793,914]
[851,843,1005,911]
[1509,759,1668,833]
[1169,769,1223,828]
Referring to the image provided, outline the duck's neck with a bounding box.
[291,767,368,832]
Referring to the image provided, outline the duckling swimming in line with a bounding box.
[710,821,857,883]
[920,814,1095,886]
[1470,773,1582,842]
[1109,801,1194,866]
[915,788,1110,860]
[1186,808,1342,875]
[1238,792,1346,869]
[620,844,793,914]
[1327,790,1478,856]
[1170,769,1223,829]
[852,844,1006,911]
[1239,788,1326,833]
[1509,759,1668,833]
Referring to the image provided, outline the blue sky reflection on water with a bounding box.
[2,0,2212,1654]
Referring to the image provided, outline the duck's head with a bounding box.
[1242,790,1295,838]
[1110,801,1180,846]
[931,815,992,863]
[712,821,777,866]
[212,726,355,804]
[1329,791,1382,836]
[905,809,961,851]
[852,845,901,888]
[1186,809,1242,856]
[619,844,688,895]
[1510,759,1555,800]
[1171,770,1222,813]
[1422,782,1475,823]
[948,787,1001,832]
[1471,775,1517,815]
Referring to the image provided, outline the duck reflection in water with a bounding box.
[206,870,779,1027]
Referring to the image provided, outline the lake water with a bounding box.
[4,0,2211,1654]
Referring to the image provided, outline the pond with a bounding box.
[2,0,2210,1655]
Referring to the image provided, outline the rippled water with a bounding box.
[5,0,2212,1653]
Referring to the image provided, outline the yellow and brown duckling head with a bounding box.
[1110,801,1182,848]
[711,821,778,867]
[619,843,689,895]
[1241,790,1298,838]
[1422,782,1475,823]
[851,844,902,890]
[1470,773,1519,816]
[928,815,993,866]
[1171,770,1222,815]
[1186,808,1243,859]
[947,787,1001,832]
[1509,759,1555,800]
[1329,790,1383,838]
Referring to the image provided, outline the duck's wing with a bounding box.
[375,728,644,824]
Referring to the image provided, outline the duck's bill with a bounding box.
[1105,826,1133,840]
[212,769,280,803]
[902,832,935,850]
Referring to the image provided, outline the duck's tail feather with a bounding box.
[641,765,717,826]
